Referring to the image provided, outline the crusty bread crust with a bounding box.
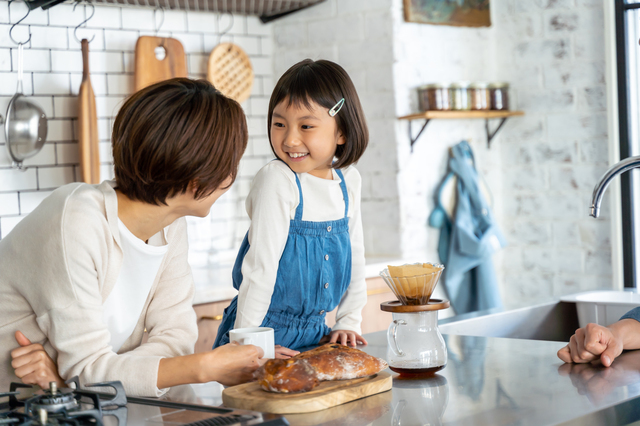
[255,343,388,393]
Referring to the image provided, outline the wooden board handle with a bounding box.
[81,39,90,78]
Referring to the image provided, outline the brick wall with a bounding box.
[390,0,613,308]
[0,0,275,277]
[494,0,612,307]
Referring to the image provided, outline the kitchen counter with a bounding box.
[159,331,640,425]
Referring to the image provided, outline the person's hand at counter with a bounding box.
[558,319,640,367]
[158,342,265,389]
[11,331,64,389]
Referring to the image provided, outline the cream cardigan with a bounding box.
[0,181,197,397]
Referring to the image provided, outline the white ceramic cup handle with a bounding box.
[387,319,406,357]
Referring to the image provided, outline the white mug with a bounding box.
[229,327,275,359]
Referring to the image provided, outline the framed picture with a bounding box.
[403,0,491,28]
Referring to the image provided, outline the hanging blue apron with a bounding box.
[214,167,352,350]
[429,141,505,314]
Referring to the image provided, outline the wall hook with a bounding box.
[9,0,32,45]
[153,6,164,36]
[217,12,234,46]
[73,0,96,44]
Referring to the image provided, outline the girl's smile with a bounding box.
[270,98,345,179]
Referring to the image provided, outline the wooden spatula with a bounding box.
[134,36,187,92]
[77,39,100,184]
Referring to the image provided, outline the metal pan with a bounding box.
[4,43,47,169]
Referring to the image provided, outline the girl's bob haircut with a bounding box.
[112,78,248,205]
[267,59,369,169]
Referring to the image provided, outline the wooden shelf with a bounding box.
[398,110,525,150]
[399,110,524,121]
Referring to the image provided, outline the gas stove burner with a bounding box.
[28,383,79,414]
[1,378,128,426]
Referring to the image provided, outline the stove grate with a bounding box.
[184,414,256,426]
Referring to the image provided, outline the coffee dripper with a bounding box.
[380,264,449,376]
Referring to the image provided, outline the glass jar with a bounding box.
[382,300,449,376]
[469,82,490,110]
[449,82,470,111]
[418,83,450,111]
[489,82,510,110]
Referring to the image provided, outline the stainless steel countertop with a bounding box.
[162,332,640,425]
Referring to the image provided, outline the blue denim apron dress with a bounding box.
[214,167,352,350]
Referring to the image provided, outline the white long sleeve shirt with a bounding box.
[234,160,367,334]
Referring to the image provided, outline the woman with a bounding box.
[1,78,263,396]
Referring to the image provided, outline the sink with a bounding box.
[560,289,640,327]
[438,301,580,342]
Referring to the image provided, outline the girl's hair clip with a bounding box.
[329,98,345,117]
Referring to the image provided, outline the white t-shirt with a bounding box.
[235,160,367,334]
[102,220,168,352]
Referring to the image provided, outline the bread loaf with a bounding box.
[255,343,388,393]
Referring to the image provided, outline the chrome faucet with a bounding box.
[591,155,640,217]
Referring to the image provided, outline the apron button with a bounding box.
[324,254,329,261]
[324,282,329,289]
[319,310,325,315]
[327,226,332,232]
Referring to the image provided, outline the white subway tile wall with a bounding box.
[0,1,274,272]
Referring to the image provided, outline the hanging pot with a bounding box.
[4,43,47,169]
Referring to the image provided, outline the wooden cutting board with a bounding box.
[77,39,100,184]
[134,36,187,92]
[222,371,392,414]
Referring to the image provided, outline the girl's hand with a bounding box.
[327,330,368,347]
[11,331,64,389]
[274,345,299,359]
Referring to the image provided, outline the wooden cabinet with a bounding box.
[192,277,395,352]
[325,276,394,334]
[193,301,230,353]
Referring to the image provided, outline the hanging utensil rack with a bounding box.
[24,0,326,22]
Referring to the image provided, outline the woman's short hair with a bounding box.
[112,78,248,205]
[267,59,369,169]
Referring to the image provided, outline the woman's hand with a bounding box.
[158,342,265,389]
[557,323,624,367]
[325,330,368,347]
[274,345,299,359]
[11,331,64,389]
[208,342,265,386]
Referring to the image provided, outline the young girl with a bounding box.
[214,59,370,354]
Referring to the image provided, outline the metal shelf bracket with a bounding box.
[485,117,509,149]
[407,115,513,151]
[408,119,431,152]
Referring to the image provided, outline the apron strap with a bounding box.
[335,169,349,218]
[293,172,304,221]
[275,158,304,221]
